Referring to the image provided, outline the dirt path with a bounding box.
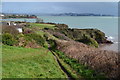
[50,50,75,80]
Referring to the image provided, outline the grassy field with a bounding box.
[2,45,67,78]
[29,23,55,29]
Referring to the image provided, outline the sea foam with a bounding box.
[106,36,114,40]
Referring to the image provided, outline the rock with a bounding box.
[105,40,113,44]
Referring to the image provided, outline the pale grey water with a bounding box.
[39,16,118,36]
[1,16,119,52]
[1,18,37,22]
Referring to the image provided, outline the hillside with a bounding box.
[54,39,119,78]
[1,21,119,79]
[2,45,67,78]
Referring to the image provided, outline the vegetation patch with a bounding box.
[2,33,17,46]
[53,50,106,80]
[77,35,99,48]
[25,33,45,46]
[2,45,67,78]
[51,51,81,79]
[28,23,56,29]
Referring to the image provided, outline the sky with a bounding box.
[2,2,118,16]
[2,0,119,2]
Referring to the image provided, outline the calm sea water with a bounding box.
[1,16,119,52]
[1,18,37,23]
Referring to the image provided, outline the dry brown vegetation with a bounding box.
[55,40,119,79]
[2,25,19,36]
[18,37,41,48]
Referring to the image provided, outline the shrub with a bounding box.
[2,33,16,46]
[25,33,45,46]
[47,39,56,49]
[78,35,99,48]
[24,23,31,27]
[23,28,33,34]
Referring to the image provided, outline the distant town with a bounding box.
[0,13,44,23]
[52,13,114,16]
[0,13,37,19]
[0,13,114,18]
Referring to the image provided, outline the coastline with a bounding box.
[1,20,119,79]
[99,43,118,52]
[99,35,118,52]
[1,18,116,51]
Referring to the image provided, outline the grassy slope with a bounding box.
[29,23,55,29]
[29,23,57,48]
[26,23,98,79]
[2,22,105,79]
[2,45,67,78]
[51,51,81,79]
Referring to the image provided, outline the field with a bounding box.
[29,23,56,29]
[2,45,67,78]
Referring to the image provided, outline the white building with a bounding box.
[0,14,4,17]
[2,21,23,33]
[17,28,23,33]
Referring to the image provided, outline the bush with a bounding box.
[23,28,33,34]
[78,35,99,48]
[47,39,56,49]
[25,33,45,46]
[2,33,16,46]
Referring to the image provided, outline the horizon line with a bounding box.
[2,0,119,2]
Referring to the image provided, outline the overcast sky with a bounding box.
[2,2,118,15]
[2,0,119,2]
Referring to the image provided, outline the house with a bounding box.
[17,28,23,33]
[0,14,5,17]
[0,21,13,26]
[15,24,24,33]
[1,21,23,33]
[7,21,17,26]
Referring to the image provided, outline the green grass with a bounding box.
[54,50,106,80]
[36,30,46,37]
[35,31,58,48]
[2,45,67,78]
[29,23,55,29]
[25,23,56,48]
[51,51,81,79]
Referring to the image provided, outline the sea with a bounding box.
[1,16,119,52]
